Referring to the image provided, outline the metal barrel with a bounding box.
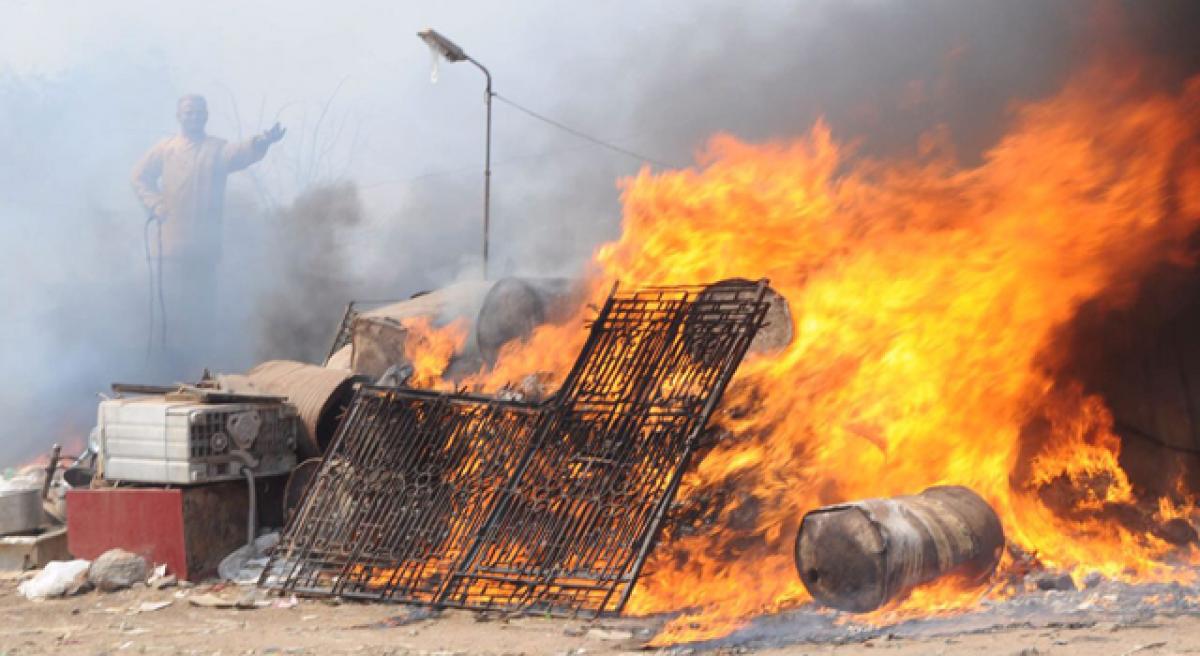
[344,278,583,378]
[698,278,793,354]
[475,277,580,362]
[224,361,356,458]
[795,485,1004,612]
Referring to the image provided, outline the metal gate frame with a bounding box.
[263,280,770,617]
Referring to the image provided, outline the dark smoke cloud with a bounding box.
[250,182,366,364]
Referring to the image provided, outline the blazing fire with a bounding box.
[400,316,466,389]
[403,58,1200,643]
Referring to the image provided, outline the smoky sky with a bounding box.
[1,0,1198,462]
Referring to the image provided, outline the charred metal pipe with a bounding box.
[795,485,1004,612]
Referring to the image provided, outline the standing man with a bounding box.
[131,94,285,366]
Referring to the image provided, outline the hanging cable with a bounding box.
[156,218,166,352]
[493,93,682,169]
[143,215,167,362]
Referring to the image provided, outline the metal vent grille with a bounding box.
[189,413,223,458]
[264,280,769,617]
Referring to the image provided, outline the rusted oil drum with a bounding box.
[795,485,1004,612]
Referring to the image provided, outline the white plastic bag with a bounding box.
[18,559,91,599]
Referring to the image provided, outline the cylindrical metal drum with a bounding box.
[475,277,580,363]
[697,278,793,354]
[795,485,1004,612]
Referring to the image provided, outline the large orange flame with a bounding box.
[410,60,1200,643]
[400,316,467,389]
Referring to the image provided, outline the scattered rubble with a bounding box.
[147,564,176,589]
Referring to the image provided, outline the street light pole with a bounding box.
[469,56,492,280]
[418,28,493,279]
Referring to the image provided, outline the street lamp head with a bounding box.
[418,28,468,63]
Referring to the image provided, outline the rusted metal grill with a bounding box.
[264,280,769,616]
[265,389,543,604]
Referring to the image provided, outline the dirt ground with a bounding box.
[2,577,1200,656]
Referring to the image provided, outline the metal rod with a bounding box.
[41,444,61,501]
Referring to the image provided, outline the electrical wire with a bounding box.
[360,96,684,191]
[492,92,682,169]
[156,219,166,351]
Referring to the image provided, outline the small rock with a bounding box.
[1032,572,1077,592]
[88,549,149,592]
[272,595,299,609]
[189,593,236,609]
[1083,572,1106,589]
[135,600,173,613]
[585,628,634,641]
[234,590,270,609]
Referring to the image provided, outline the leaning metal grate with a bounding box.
[265,389,543,604]
[264,280,770,617]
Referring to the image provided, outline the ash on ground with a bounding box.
[683,574,1200,651]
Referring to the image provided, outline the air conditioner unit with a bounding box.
[98,394,299,485]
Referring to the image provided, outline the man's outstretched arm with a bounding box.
[224,122,286,172]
